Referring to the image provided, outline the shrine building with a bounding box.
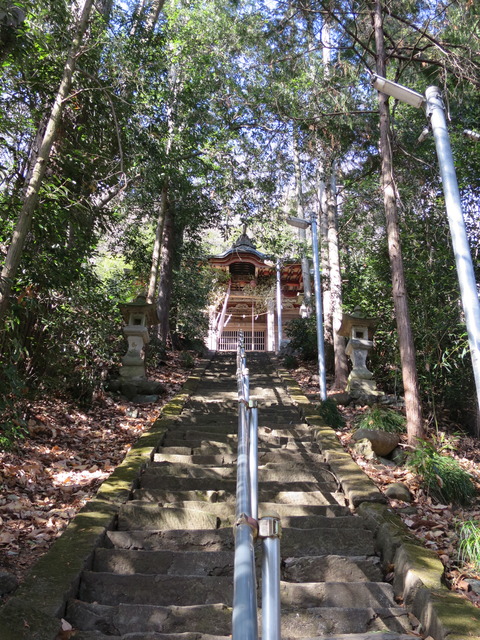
[206,231,304,352]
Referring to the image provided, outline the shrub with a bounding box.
[317,398,345,429]
[0,420,27,450]
[355,406,406,434]
[458,520,480,573]
[0,362,28,450]
[285,316,318,361]
[282,354,298,369]
[180,351,195,369]
[407,440,476,505]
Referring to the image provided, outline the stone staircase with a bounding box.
[65,353,417,639]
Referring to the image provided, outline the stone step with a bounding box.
[176,414,303,428]
[116,506,221,531]
[66,600,410,636]
[117,502,364,530]
[183,403,301,418]
[105,526,374,556]
[281,527,375,557]
[161,439,318,455]
[165,422,310,437]
[126,499,350,519]
[186,390,294,403]
[66,600,232,636]
[153,453,237,465]
[106,528,235,552]
[152,451,329,466]
[137,476,342,499]
[93,548,235,576]
[132,489,345,507]
[291,636,416,640]
[199,374,280,383]
[282,555,382,582]
[65,633,230,640]
[92,548,381,582]
[78,573,395,609]
[143,462,337,485]
[132,488,237,503]
[161,431,311,447]
[188,442,319,457]
[278,607,411,636]
[161,428,312,444]
[78,572,233,606]
[69,633,415,640]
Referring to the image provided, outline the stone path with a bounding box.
[65,352,417,639]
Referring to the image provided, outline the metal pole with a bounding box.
[260,517,281,640]
[276,260,283,353]
[310,214,328,401]
[233,339,258,640]
[236,402,251,515]
[426,86,480,413]
[249,403,258,521]
[232,522,258,640]
[251,301,255,351]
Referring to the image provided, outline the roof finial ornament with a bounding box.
[233,218,255,250]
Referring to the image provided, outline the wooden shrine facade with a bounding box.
[207,233,304,352]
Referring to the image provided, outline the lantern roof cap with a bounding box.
[338,307,379,337]
[119,294,158,325]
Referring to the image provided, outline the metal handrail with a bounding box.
[232,332,281,640]
[233,332,257,640]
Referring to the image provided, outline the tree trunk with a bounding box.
[147,55,178,305]
[0,0,94,325]
[317,154,332,341]
[372,0,424,443]
[292,129,312,315]
[146,180,168,303]
[156,204,175,346]
[327,162,348,389]
[145,0,166,31]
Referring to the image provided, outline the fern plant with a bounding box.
[354,406,406,434]
[407,440,476,506]
[317,398,345,429]
[458,520,480,573]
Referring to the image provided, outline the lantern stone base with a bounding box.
[347,376,383,399]
[120,365,147,381]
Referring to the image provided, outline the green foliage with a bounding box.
[170,256,221,348]
[285,316,318,361]
[407,440,476,506]
[282,354,298,369]
[179,351,195,369]
[458,520,480,573]
[0,363,27,450]
[317,398,345,429]
[1,269,123,404]
[0,418,27,451]
[355,406,406,434]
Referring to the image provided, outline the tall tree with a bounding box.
[371,0,424,443]
[0,0,95,324]
[326,162,348,389]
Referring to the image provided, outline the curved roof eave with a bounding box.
[210,245,275,267]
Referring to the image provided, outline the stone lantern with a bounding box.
[338,307,381,400]
[119,295,158,380]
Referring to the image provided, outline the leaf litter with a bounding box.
[0,352,193,601]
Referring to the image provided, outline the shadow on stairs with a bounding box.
[65,353,416,640]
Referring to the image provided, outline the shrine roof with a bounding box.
[210,232,273,267]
